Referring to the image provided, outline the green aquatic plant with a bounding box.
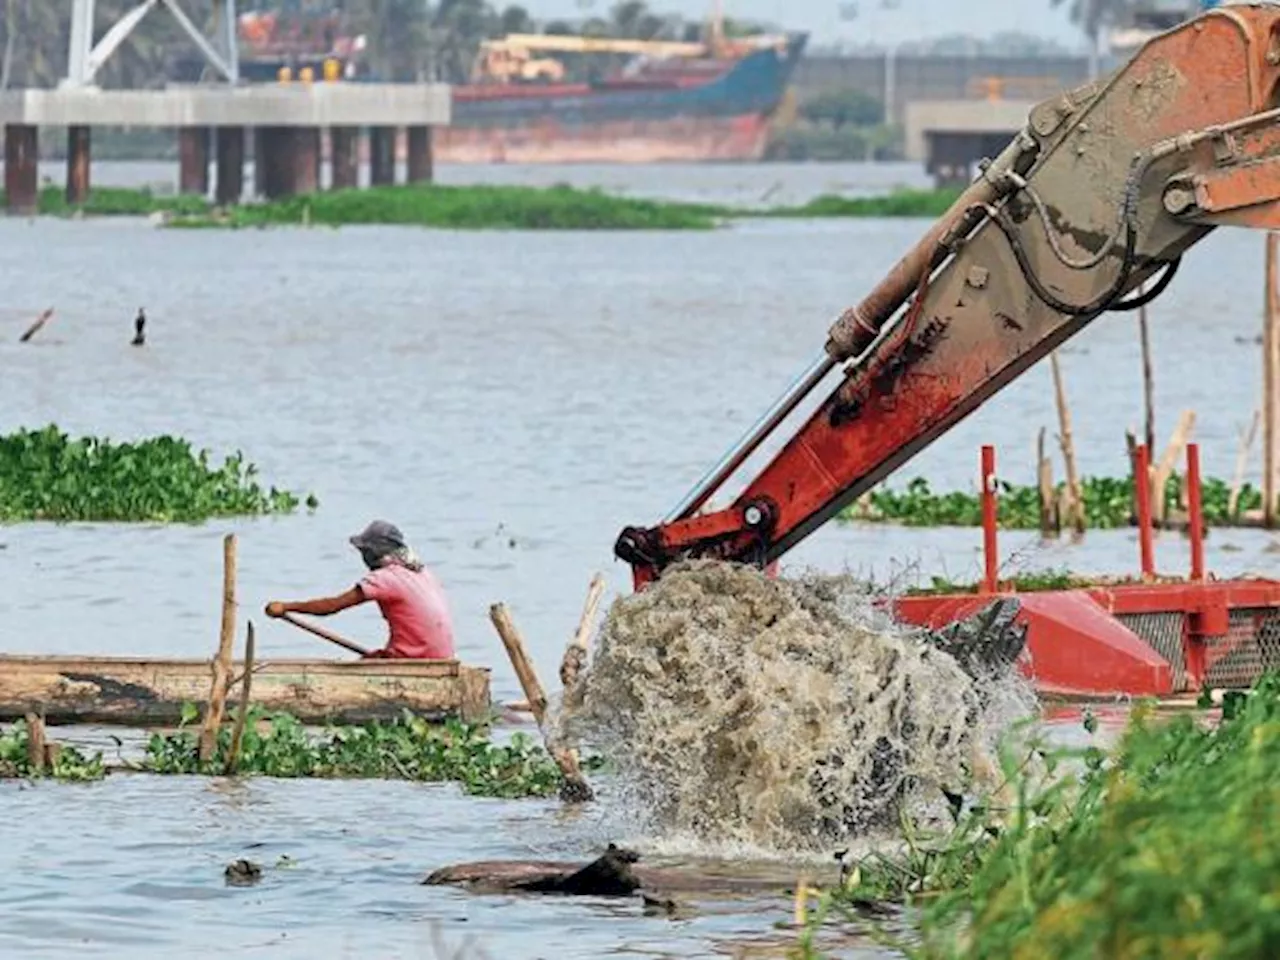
[799,673,1280,959]
[145,709,570,799]
[0,425,316,523]
[0,719,106,781]
[906,568,1108,596]
[171,183,726,231]
[842,474,1262,529]
[762,188,962,219]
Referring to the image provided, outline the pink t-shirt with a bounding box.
[358,565,455,660]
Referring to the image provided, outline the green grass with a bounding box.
[797,673,1280,959]
[842,474,1261,529]
[0,425,315,523]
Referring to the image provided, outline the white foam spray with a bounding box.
[556,561,1036,854]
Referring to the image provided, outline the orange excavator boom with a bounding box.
[617,4,1280,587]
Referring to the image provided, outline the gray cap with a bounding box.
[349,520,407,557]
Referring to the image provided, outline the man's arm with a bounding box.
[266,586,365,619]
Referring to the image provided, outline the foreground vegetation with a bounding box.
[799,674,1280,959]
[0,426,314,523]
[843,474,1261,529]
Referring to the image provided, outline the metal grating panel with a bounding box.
[1205,609,1280,690]
[1116,612,1187,691]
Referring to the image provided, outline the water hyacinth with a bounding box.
[0,425,316,523]
[0,719,105,781]
[842,474,1261,529]
[146,710,576,799]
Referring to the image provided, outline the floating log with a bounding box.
[18,308,54,344]
[423,844,798,898]
[0,655,491,726]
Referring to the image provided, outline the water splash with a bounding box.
[558,561,1036,853]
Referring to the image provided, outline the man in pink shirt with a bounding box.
[265,520,456,660]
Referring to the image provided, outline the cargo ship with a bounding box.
[218,10,806,164]
[438,32,808,164]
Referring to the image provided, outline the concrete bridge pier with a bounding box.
[66,126,91,205]
[214,126,244,206]
[258,126,320,199]
[407,126,433,184]
[330,126,360,190]
[4,124,38,215]
[178,127,210,196]
[370,126,396,186]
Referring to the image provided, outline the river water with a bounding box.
[0,161,1275,958]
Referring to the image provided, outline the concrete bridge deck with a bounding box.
[2,83,452,213]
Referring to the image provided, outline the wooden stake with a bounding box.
[199,533,237,764]
[1266,233,1280,527]
[1050,353,1085,534]
[489,603,594,803]
[1230,410,1261,518]
[560,573,605,690]
[24,712,46,775]
[225,621,256,776]
[17,308,53,344]
[1152,410,1196,526]
[1037,427,1056,537]
[1138,296,1155,456]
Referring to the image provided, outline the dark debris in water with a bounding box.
[224,859,263,887]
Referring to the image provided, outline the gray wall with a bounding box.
[794,54,1092,122]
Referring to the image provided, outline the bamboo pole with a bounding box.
[489,603,594,803]
[199,533,237,764]
[1138,296,1155,456]
[225,621,256,776]
[1266,233,1280,527]
[24,712,45,775]
[1230,410,1261,518]
[1050,353,1085,534]
[18,308,53,344]
[1036,427,1056,537]
[1151,410,1196,526]
[560,573,605,690]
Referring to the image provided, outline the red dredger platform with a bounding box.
[895,579,1280,699]
[892,444,1280,700]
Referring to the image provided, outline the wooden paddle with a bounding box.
[280,612,371,658]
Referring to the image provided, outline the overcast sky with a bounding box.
[521,1,1087,49]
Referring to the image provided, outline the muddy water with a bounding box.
[0,161,1276,957]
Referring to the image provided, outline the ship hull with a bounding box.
[441,34,806,165]
[435,112,769,164]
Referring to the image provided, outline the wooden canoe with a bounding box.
[0,654,491,726]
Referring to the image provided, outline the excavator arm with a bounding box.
[617,4,1280,588]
